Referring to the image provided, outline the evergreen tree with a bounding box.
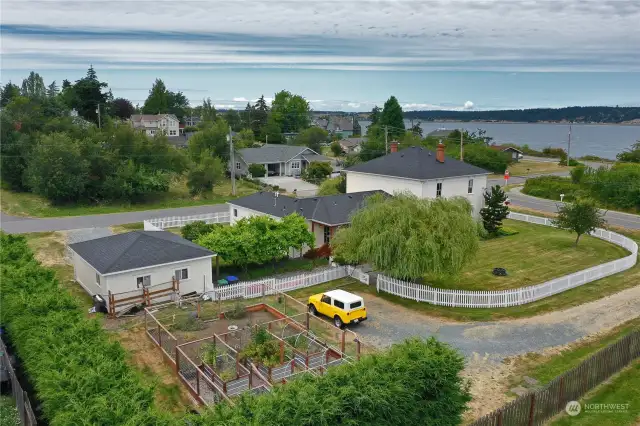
[480,185,510,234]
[46,81,59,98]
[0,82,21,107]
[253,95,270,138]
[223,109,242,132]
[201,97,217,122]
[380,95,405,139]
[142,79,169,114]
[369,106,381,125]
[352,117,362,136]
[61,79,72,90]
[73,66,109,123]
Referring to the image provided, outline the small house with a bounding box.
[489,145,524,162]
[233,145,332,177]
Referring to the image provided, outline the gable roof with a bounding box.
[69,231,214,275]
[340,137,365,148]
[131,114,179,122]
[238,146,318,164]
[489,144,523,154]
[328,117,354,132]
[302,154,332,163]
[228,190,387,226]
[345,146,490,180]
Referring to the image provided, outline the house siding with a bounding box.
[73,251,103,297]
[104,257,214,296]
[346,171,487,216]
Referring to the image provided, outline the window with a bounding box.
[468,179,474,194]
[350,301,362,309]
[436,182,443,198]
[291,161,300,169]
[333,299,345,309]
[136,275,151,288]
[149,130,156,135]
[236,162,241,170]
[174,268,189,280]
[169,130,177,136]
[321,294,331,304]
[323,226,331,244]
[95,273,101,286]
[162,121,166,127]
[233,208,238,217]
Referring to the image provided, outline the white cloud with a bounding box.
[232,97,249,102]
[463,101,474,110]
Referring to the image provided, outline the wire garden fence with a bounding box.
[376,212,638,308]
[471,331,640,426]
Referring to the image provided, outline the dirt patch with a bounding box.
[462,355,517,423]
[27,231,68,267]
[112,325,197,413]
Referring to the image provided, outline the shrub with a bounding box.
[522,176,580,201]
[497,226,519,237]
[0,234,165,425]
[248,163,266,177]
[198,338,471,426]
[181,220,218,242]
[301,161,332,184]
[542,147,567,158]
[317,175,346,196]
[558,158,581,166]
[330,141,344,156]
[570,165,586,184]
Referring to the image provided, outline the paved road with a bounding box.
[0,204,229,234]
[506,187,640,230]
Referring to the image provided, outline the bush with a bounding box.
[248,163,266,177]
[198,338,471,425]
[542,147,567,158]
[301,161,332,184]
[330,141,344,156]
[497,226,519,237]
[0,234,166,425]
[303,243,332,260]
[317,175,346,196]
[181,220,219,242]
[522,176,580,201]
[571,165,586,184]
[558,158,581,166]
[457,144,511,174]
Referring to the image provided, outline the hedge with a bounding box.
[522,175,580,201]
[0,234,173,425]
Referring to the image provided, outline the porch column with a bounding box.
[280,162,284,176]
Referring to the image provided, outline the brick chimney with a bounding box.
[390,142,399,153]
[436,142,445,163]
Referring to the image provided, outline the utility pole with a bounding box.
[567,123,572,165]
[229,125,236,196]
[97,104,101,128]
[460,129,464,161]
[265,135,268,145]
[384,126,388,154]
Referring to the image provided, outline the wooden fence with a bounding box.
[376,212,638,308]
[471,331,640,426]
[108,278,179,316]
[0,337,37,426]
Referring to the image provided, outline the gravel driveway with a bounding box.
[259,176,318,196]
[350,285,640,361]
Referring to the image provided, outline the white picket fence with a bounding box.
[207,265,369,301]
[376,212,638,308]
[144,212,230,230]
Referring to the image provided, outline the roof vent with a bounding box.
[348,195,353,199]
[428,152,432,156]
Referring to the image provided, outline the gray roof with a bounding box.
[167,133,195,148]
[345,146,490,180]
[302,154,332,163]
[238,146,318,164]
[69,231,215,274]
[328,117,354,132]
[229,190,387,225]
[339,137,365,148]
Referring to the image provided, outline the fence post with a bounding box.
[197,300,201,319]
[306,312,310,330]
[284,295,287,315]
[157,324,162,347]
[356,339,361,361]
[280,340,285,364]
[528,394,536,426]
[558,377,565,411]
[196,369,201,396]
[497,409,503,426]
[341,330,346,353]
[175,347,180,374]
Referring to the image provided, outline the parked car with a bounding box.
[308,289,367,328]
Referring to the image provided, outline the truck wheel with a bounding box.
[334,316,344,329]
[308,304,317,316]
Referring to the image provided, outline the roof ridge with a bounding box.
[102,232,143,273]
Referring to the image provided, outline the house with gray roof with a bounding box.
[234,145,332,177]
[339,137,366,153]
[344,144,490,216]
[227,190,387,248]
[68,231,216,308]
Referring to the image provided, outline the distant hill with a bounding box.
[403,106,640,124]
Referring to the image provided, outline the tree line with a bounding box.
[404,106,640,124]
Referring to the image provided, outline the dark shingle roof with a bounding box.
[238,146,317,164]
[229,191,386,225]
[345,146,490,180]
[69,231,214,274]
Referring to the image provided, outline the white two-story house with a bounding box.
[343,143,490,216]
[131,114,180,137]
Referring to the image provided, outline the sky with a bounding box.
[2,0,640,111]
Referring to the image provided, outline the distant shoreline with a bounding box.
[393,119,640,126]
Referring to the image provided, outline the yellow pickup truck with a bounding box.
[308,289,367,328]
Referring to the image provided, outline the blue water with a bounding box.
[359,121,640,160]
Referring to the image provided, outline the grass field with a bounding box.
[0,396,20,426]
[489,160,573,178]
[427,219,629,291]
[550,359,640,426]
[1,178,258,218]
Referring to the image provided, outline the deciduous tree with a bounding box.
[187,155,225,195]
[111,98,135,119]
[295,127,328,152]
[553,198,606,246]
[332,193,480,280]
[20,71,47,99]
[302,161,332,184]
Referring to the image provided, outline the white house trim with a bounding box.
[100,255,215,277]
[284,147,320,164]
[344,169,490,182]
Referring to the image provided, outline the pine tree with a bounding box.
[480,185,510,234]
[380,96,405,139]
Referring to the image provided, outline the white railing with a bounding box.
[207,266,369,301]
[376,212,638,308]
[144,212,230,230]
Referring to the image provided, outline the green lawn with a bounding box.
[1,178,259,218]
[427,219,629,291]
[0,396,20,426]
[489,160,573,178]
[550,359,640,426]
